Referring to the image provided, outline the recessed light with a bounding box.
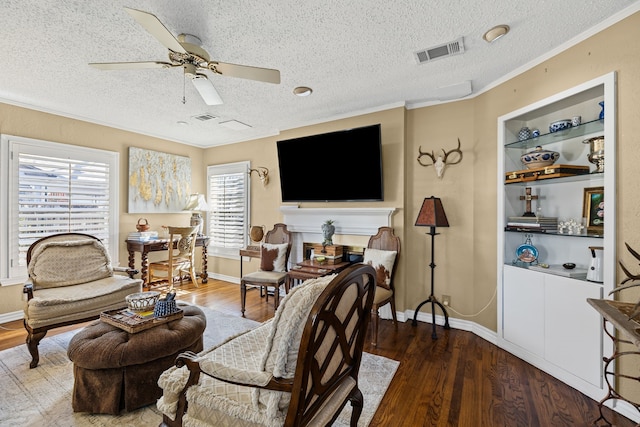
[293,86,313,97]
[483,25,510,43]
[177,121,189,126]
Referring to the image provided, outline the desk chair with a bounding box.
[148,226,199,289]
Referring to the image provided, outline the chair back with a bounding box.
[27,232,104,264]
[168,226,198,263]
[265,223,292,271]
[366,226,400,291]
[285,263,376,426]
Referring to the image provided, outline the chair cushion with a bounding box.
[363,248,397,287]
[28,239,113,288]
[23,275,143,329]
[260,243,288,272]
[242,270,287,284]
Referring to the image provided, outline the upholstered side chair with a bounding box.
[240,223,292,316]
[148,226,199,289]
[363,226,401,347]
[23,233,142,368]
[157,263,376,427]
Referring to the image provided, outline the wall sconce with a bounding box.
[249,166,269,186]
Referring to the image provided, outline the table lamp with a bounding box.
[412,196,451,339]
[183,193,209,235]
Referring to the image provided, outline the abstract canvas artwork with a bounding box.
[128,147,191,213]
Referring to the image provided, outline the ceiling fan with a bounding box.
[89,7,280,105]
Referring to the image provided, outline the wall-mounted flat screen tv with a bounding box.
[276,124,383,202]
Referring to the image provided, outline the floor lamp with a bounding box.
[412,196,451,339]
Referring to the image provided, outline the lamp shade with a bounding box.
[415,197,449,227]
[183,194,209,212]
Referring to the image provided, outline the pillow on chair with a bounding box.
[363,248,397,287]
[260,243,288,272]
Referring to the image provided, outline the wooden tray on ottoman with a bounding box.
[505,164,590,183]
[100,307,183,333]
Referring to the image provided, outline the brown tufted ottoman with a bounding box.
[67,304,206,414]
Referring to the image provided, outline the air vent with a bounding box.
[415,38,465,64]
[192,113,217,121]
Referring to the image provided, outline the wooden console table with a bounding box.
[587,298,640,425]
[126,236,210,287]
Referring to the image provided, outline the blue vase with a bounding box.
[599,101,604,120]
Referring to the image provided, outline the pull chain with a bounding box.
[182,72,186,104]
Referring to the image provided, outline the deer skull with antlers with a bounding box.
[417,138,463,178]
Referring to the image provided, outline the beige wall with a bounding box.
[0,105,207,315]
[2,12,640,397]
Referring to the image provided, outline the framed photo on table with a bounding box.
[582,186,604,235]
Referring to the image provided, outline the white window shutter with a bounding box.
[207,161,249,257]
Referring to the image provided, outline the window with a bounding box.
[207,161,250,258]
[1,135,119,284]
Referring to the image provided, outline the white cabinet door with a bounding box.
[544,274,603,387]
[503,265,545,356]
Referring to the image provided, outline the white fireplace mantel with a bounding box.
[281,205,395,264]
[280,205,396,236]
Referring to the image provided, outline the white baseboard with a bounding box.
[0,310,24,324]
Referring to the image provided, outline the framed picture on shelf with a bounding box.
[582,186,604,235]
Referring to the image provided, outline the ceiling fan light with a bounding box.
[191,75,223,105]
[293,86,313,97]
[483,25,510,43]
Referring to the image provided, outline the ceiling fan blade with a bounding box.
[191,75,223,105]
[89,61,174,70]
[124,7,187,54]
[210,62,281,84]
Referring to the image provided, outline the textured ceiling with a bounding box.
[0,1,637,148]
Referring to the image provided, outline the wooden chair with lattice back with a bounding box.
[149,226,199,289]
[240,223,292,316]
[363,226,401,346]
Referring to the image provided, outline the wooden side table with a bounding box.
[287,259,350,289]
[587,298,640,425]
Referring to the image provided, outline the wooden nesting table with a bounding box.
[286,259,350,289]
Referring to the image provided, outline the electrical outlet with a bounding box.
[442,295,451,307]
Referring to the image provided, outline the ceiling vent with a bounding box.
[415,38,465,64]
[192,113,217,122]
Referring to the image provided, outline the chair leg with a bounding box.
[371,305,379,347]
[274,284,280,310]
[190,265,198,287]
[25,326,47,369]
[390,297,398,326]
[348,388,364,427]
[240,281,247,317]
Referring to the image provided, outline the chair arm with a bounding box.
[23,282,34,300]
[113,266,139,278]
[177,351,294,392]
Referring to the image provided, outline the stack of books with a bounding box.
[505,216,558,232]
[127,231,159,241]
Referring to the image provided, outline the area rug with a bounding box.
[0,306,399,427]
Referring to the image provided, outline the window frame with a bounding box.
[0,134,119,285]
[206,161,250,259]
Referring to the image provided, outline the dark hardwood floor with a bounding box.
[1,278,634,426]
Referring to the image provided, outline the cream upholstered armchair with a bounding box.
[23,233,142,368]
[157,263,376,427]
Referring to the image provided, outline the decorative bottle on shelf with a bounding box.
[599,101,605,120]
[518,127,531,141]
